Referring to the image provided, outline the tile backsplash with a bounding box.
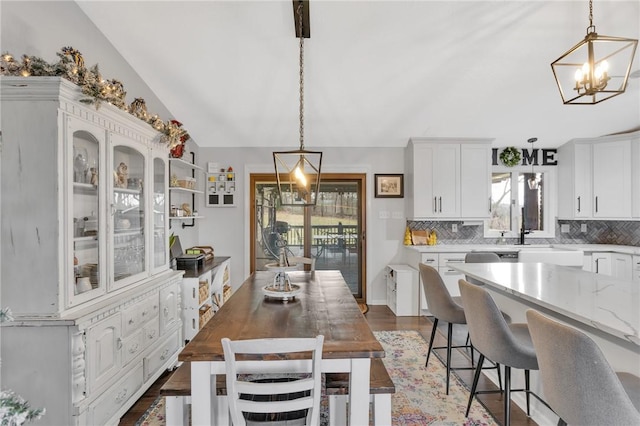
[407,220,640,246]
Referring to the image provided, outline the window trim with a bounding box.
[484,166,557,239]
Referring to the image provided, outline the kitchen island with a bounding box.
[450,262,639,425]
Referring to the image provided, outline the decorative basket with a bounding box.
[199,305,213,328]
[198,281,209,305]
[223,285,232,302]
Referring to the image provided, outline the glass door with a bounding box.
[111,137,147,289]
[69,121,106,307]
[152,156,168,272]
[251,173,366,300]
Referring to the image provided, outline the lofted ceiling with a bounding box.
[76,1,640,149]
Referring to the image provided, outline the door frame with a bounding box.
[249,172,367,302]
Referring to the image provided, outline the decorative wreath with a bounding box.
[499,147,521,167]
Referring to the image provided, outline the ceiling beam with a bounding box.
[292,0,310,39]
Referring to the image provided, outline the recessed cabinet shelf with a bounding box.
[206,170,236,207]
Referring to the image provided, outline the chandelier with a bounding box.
[273,1,322,206]
[551,0,638,105]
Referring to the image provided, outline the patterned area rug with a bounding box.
[136,330,497,425]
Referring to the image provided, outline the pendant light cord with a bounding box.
[297,2,305,151]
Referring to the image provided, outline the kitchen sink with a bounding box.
[517,247,583,266]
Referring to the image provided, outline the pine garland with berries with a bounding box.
[1,47,190,151]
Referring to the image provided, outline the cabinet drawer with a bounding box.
[420,253,438,266]
[122,303,141,337]
[143,332,180,382]
[90,366,143,426]
[438,252,467,268]
[139,295,159,324]
[143,320,160,347]
[123,330,143,366]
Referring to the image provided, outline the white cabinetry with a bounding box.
[405,249,467,315]
[591,252,633,280]
[558,132,637,220]
[438,252,466,297]
[406,138,492,219]
[1,77,182,425]
[633,255,640,282]
[180,257,231,341]
[386,264,419,316]
[633,140,640,218]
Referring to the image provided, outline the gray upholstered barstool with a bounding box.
[459,279,547,426]
[526,309,640,426]
[464,252,500,286]
[419,263,477,395]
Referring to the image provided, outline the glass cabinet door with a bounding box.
[152,156,168,271]
[70,124,105,306]
[111,142,147,289]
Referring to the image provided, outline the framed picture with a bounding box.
[374,174,404,198]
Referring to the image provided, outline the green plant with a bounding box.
[499,147,521,167]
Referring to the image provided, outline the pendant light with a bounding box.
[551,0,638,105]
[273,1,322,206]
[527,137,539,190]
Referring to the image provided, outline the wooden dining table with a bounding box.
[179,269,385,425]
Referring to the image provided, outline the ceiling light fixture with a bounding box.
[551,0,638,105]
[273,0,322,206]
[527,137,539,190]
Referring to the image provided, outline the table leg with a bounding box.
[348,358,371,425]
[191,361,212,426]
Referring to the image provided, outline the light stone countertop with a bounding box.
[450,262,640,347]
[405,243,640,255]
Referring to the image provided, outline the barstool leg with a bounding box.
[504,366,511,426]
[425,318,439,368]
[525,369,531,416]
[497,363,503,392]
[446,323,453,395]
[466,354,485,417]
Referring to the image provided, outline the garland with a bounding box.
[499,146,521,167]
[0,47,189,150]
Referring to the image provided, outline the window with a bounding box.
[485,169,555,239]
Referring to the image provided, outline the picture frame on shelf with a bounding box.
[374,174,404,198]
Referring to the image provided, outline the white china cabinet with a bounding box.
[1,77,183,425]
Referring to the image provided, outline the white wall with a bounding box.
[196,147,407,304]
[0,1,173,122]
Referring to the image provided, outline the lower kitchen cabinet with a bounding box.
[386,264,419,316]
[179,257,231,342]
[0,271,183,426]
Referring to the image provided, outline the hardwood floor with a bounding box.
[119,305,537,425]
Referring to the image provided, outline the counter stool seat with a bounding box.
[419,264,501,395]
[459,279,550,426]
[526,309,640,426]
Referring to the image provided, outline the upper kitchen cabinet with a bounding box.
[1,77,171,315]
[405,138,493,220]
[558,132,638,220]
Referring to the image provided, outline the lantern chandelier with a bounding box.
[273,1,322,206]
[551,0,638,105]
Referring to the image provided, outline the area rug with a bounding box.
[136,330,497,425]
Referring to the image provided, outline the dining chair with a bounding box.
[289,256,316,272]
[221,335,324,426]
[526,309,640,426]
[459,279,549,426]
[419,263,478,395]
